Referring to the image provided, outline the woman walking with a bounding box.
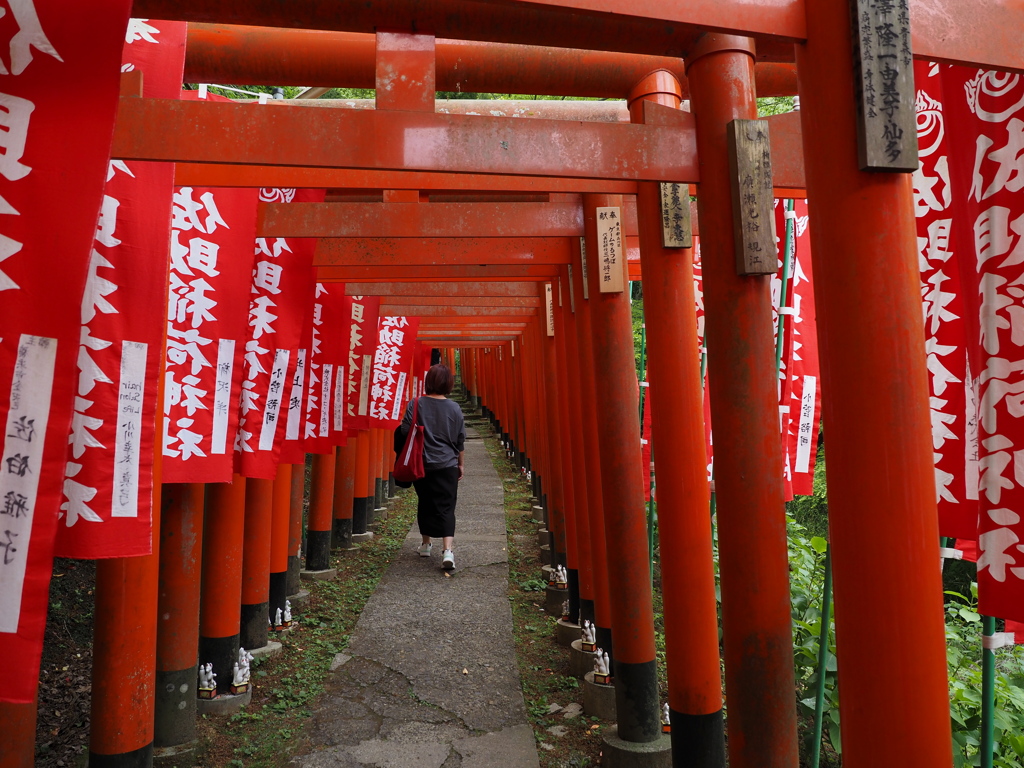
[395,364,466,570]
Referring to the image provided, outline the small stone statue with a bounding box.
[581,620,596,645]
[662,703,671,725]
[236,647,253,683]
[274,607,283,627]
[593,648,610,677]
[198,663,216,690]
[553,565,567,585]
[561,599,570,618]
[232,662,246,687]
[284,600,292,624]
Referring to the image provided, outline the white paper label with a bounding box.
[596,206,624,293]
[285,348,306,441]
[391,372,408,421]
[320,363,333,438]
[211,339,235,454]
[259,349,290,451]
[112,340,147,517]
[333,365,346,431]
[358,354,372,416]
[795,375,817,473]
[0,335,57,632]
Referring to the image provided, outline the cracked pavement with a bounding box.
[291,425,540,768]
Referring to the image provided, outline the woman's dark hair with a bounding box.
[424,364,455,396]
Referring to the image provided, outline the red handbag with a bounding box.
[394,397,425,483]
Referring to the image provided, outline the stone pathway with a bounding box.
[291,424,540,768]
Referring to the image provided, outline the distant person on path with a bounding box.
[395,364,466,570]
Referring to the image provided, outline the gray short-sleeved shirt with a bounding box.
[399,396,465,470]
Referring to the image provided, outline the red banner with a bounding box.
[54,19,186,559]
[162,148,259,482]
[279,286,314,465]
[0,0,132,704]
[343,294,381,432]
[910,62,979,541]
[368,316,421,429]
[235,188,321,477]
[940,65,1024,622]
[775,200,822,499]
[303,283,348,453]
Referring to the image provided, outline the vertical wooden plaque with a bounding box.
[850,0,918,171]
[567,264,576,313]
[579,237,590,300]
[596,206,625,293]
[659,182,692,248]
[727,119,777,276]
[545,283,555,336]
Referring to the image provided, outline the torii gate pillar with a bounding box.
[686,35,798,768]
[796,4,952,766]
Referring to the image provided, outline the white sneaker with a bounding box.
[418,542,432,557]
[442,549,455,570]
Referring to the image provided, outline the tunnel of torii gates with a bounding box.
[3,1,1024,767]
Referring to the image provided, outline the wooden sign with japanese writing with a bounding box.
[851,0,918,171]
[567,265,576,313]
[545,283,555,336]
[579,238,589,300]
[659,183,692,248]
[596,207,625,293]
[727,119,777,276]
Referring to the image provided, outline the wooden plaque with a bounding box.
[727,119,778,276]
[659,182,692,248]
[579,237,590,300]
[851,0,918,171]
[567,264,576,313]
[595,206,625,293]
[545,283,555,336]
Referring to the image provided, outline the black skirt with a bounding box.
[413,466,459,538]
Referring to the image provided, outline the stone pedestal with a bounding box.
[545,584,568,614]
[300,568,337,582]
[351,531,374,544]
[539,544,552,565]
[569,639,596,677]
[196,687,251,716]
[532,505,545,522]
[555,618,580,647]
[601,725,672,768]
[153,742,197,767]
[582,672,617,721]
[286,588,310,606]
[248,640,282,661]
[537,528,551,548]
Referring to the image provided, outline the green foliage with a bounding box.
[757,96,796,117]
[785,440,829,539]
[946,586,1024,767]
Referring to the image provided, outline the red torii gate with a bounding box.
[4,1,1019,767]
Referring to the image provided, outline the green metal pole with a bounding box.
[775,199,796,377]
[810,546,833,768]
[981,614,996,768]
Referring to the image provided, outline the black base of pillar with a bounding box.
[198,633,239,695]
[154,666,197,748]
[567,568,580,624]
[240,601,269,650]
[596,625,613,669]
[332,517,353,549]
[305,529,332,571]
[670,708,725,768]
[374,478,384,509]
[286,554,301,596]
[269,570,287,621]
[531,471,540,498]
[579,598,596,626]
[388,473,396,498]
[613,659,661,743]
[353,496,370,533]
[89,742,154,768]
